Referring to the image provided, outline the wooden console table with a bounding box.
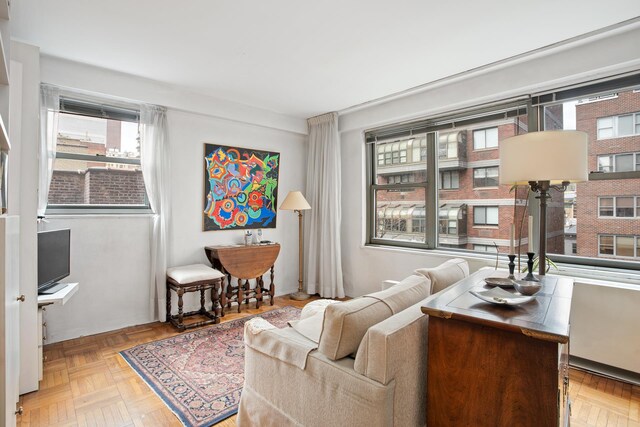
[204,243,280,312]
[421,268,573,427]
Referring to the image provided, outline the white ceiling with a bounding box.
[10,1,640,118]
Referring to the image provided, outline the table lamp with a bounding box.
[499,130,588,276]
[279,190,312,300]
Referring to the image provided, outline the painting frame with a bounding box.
[203,143,280,232]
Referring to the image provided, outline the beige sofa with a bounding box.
[237,258,469,427]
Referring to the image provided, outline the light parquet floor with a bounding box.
[18,296,640,427]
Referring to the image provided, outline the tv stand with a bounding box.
[37,282,79,306]
[38,282,68,295]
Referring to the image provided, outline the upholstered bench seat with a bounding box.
[166,263,226,331]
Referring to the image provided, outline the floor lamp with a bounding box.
[280,190,312,300]
[499,130,588,276]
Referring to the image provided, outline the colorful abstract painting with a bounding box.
[203,144,280,231]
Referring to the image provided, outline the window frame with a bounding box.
[472,127,499,150]
[597,112,640,140]
[599,235,640,259]
[473,166,499,188]
[45,94,151,215]
[598,196,639,218]
[473,206,499,226]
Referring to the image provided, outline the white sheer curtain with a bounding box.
[305,112,344,298]
[140,105,171,321]
[38,85,60,217]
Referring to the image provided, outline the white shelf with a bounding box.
[37,283,80,306]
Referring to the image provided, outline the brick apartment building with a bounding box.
[375,116,565,254]
[572,90,640,260]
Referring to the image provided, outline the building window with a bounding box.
[438,204,466,236]
[599,235,639,258]
[597,112,640,139]
[473,206,499,226]
[598,196,638,218]
[438,132,460,159]
[412,207,426,233]
[571,243,577,254]
[439,171,459,189]
[597,152,640,172]
[411,138,427,162]
[473,166,499,188]
[473,127,498,150]
[473,244,498,253]
[377,140,408,165]
[47,96,149,212]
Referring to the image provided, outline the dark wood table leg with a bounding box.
[237,278,243,313]
[177,288,185,327]
[219,278,226,317]
[226,272,233,310]
[200,288,206,314]
[166,283,172,322]
[269,265,275,305]
[255,276,263,309]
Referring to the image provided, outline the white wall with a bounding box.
[38,216,152,342]
[9,55,308,344]
[167,109,306,295]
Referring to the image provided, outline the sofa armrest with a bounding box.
[354,302,429,427]
[381,279,400,290]
[244,320,318,370]
[354,302,429,385]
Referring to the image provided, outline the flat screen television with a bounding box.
[37,229,71,294]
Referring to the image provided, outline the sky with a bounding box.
[58,113,139,155]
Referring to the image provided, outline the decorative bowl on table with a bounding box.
[512,279,542,296]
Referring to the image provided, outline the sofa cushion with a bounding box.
[415,258,469,294]
[318,274,430,360]
[288,299,340,343]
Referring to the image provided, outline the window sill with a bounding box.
[472,225,499,229]
[362,243,640,285]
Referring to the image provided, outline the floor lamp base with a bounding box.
[290,291,311,301]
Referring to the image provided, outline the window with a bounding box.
[47,96,149,212]
[438,132,460,159]
[473,244,498,253]
[371,135,429,245]
[473,167,499,188]
[473,206,499,226]
[473,127,498,149]
[598,197,614,216]
[440,171,459,189]
[367,102,526,252]
[541,81,640,268]
[439,204,466,236]
[597,153,640,172]
[412,138,427,162]
[599,235,640,258]
[597,112,640,139]
[598,196,639,217]
[376,141,408,165]
[366,74,640,269]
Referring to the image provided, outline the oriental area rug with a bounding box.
[120,306,301,427]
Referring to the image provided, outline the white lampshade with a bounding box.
[499,130,588,185]
[279,191,311,211]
